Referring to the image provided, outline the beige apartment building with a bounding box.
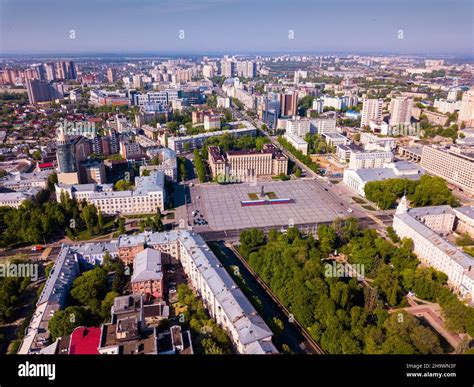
[208,143,288,179]
[458,90,474,127]
[420,145,474,195]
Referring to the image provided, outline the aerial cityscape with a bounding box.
[0,0,473,385]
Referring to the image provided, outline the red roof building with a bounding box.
[37,162,54,170]
[68,327,101,354]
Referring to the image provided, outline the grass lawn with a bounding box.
[266,192,278,199]
[248,192,259,200]
[166,212,175,220]
[362,205,376,211]
[352,196,366,204]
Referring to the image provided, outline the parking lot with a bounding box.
[196,179,343,232]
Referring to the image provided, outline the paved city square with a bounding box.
[197,179,342,231]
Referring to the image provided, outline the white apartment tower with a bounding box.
[389,97,413,126]
[458,90,474,127]
[361,98,383,128]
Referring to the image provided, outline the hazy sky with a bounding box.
[0,0,473,55]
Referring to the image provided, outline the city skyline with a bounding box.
[0,0,473,56]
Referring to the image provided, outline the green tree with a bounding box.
[117,217,126,235]
[97,211,104,233]
[101,291,119,321]
[48,306,87,341]
[70,267,108,314]
[114,179,133,191]
[80,204,98,235]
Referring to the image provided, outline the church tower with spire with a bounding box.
[396,194,409,215]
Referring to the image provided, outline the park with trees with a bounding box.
[238,220,474,354]
[364,175,459,210]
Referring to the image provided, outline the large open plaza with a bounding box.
[195,179,345,232]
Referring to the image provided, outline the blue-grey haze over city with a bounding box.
[0,0,473,55]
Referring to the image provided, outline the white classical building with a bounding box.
[0,190,39,209]
[56,170,166,214]
[393,198,474,300]
[453,206,474,238]
[343,161,424,197]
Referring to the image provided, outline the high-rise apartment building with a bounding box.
[56,126,76,174]
[458,90,474,127]
[286,118,311,137]
[389,97,413,126]
[221,59,235,77]
[361,98,383,128]
[107,68,117,84]
[202,64,215,78]
[26,79,63,104]
[45,63,56,81]
[280,91,298,117]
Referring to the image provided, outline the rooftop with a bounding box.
[453,206,474,221]
[132,248,163,283]
[68,327,101,355]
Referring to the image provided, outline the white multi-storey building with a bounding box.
[359,133,397,151]
[284,132,308,155]
[458,90,474,127]
[361,98,383,128]
[389,97,413,126]
[349,150,393,170]
[286,118,311,137]
[343,161,424,197]
[420,145,474,195]
[56,171,166,214]
[323,95,358,110]
[434,98,462,114]
[323,132,351,147]
[311,98,324,114]
[393,198,474,300]
[202,64,215,78]
[311,117,337,134]
[0,191,38,209]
